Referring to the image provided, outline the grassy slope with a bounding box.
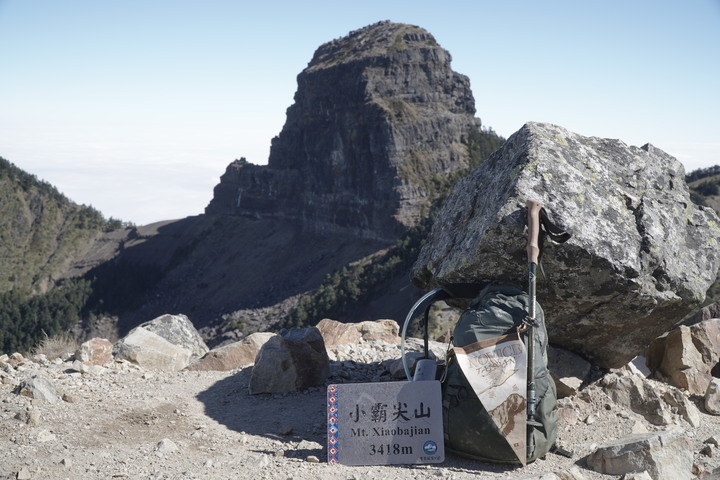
[0,157,110,294]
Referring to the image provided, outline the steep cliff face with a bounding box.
[206,21,480,240]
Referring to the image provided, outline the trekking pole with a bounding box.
[525,199,543,458]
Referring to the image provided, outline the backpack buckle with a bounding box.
[522,315,539,328]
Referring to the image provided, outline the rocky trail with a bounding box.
[1,333,719,480]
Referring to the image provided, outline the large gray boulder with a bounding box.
[114,314,209,371]
[412,122,720,369]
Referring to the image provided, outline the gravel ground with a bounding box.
[0,344,718,480]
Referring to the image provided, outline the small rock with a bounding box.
[16,467,31,480]
[705,378,720,414]
[305,455,320,463]
[62,393,79,403]
[587,430,693,479]
[622,472,653,480]
[14,375,61,403]
[15,407,41,426]
[700,444,716,457]
[36,429,56,442]
[549,346,591,398]
[75,337,114,365]
[557,406,578,426]
[155,438,178,455]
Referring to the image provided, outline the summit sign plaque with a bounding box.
[327,381,444,466]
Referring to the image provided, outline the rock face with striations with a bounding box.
[206,21,480,241]
[412,122,720,369]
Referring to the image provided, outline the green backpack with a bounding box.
[443,284,557,464]
[400,283,558,465]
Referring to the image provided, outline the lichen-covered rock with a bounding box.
[133,314,209,361]
[113,328,192,371]
[412,122,720,369]
[113,314,209,371]
[206,21,480,241]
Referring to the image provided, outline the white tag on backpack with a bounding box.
[453,331,528,465]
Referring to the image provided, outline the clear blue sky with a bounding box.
[1,1,718,225]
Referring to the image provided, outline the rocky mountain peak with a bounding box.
[305,21,439,71]
[206,21,480,241]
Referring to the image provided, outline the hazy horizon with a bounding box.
[1,1,718,225]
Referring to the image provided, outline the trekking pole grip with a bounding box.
[526,200,543,265]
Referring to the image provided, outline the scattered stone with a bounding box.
[155,438,178,455]
[662,387,701,427]
[67,359,107,375]
[246,453,270,469]
[114,328,193,372]
[617,356,651,378]
[355,319,400,343]
[521,466,587,479]
[647,318,720,394]
[14,375,61,403]
[587,429,693,479]
[601,373,672,425]
[138,314,209,360]
[387,351,437,380]
[14,407,40,426]
[37,429,56,442]
[549,346,591,398]
[16,467,31,480]
[306,455,320,463]
[114,314,209,371]
[186,332,274,371]
[557,405,579,427]
[249,327,329,394]
[316,318,362,346]
[75,337,114,365]
[62,393,79,403]
[705,378,720,415]
[622,472,653,480]
[701,444,716,457]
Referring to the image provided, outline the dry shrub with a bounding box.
[32,331,78,360]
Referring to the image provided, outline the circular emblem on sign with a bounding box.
[423,441,438,455]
